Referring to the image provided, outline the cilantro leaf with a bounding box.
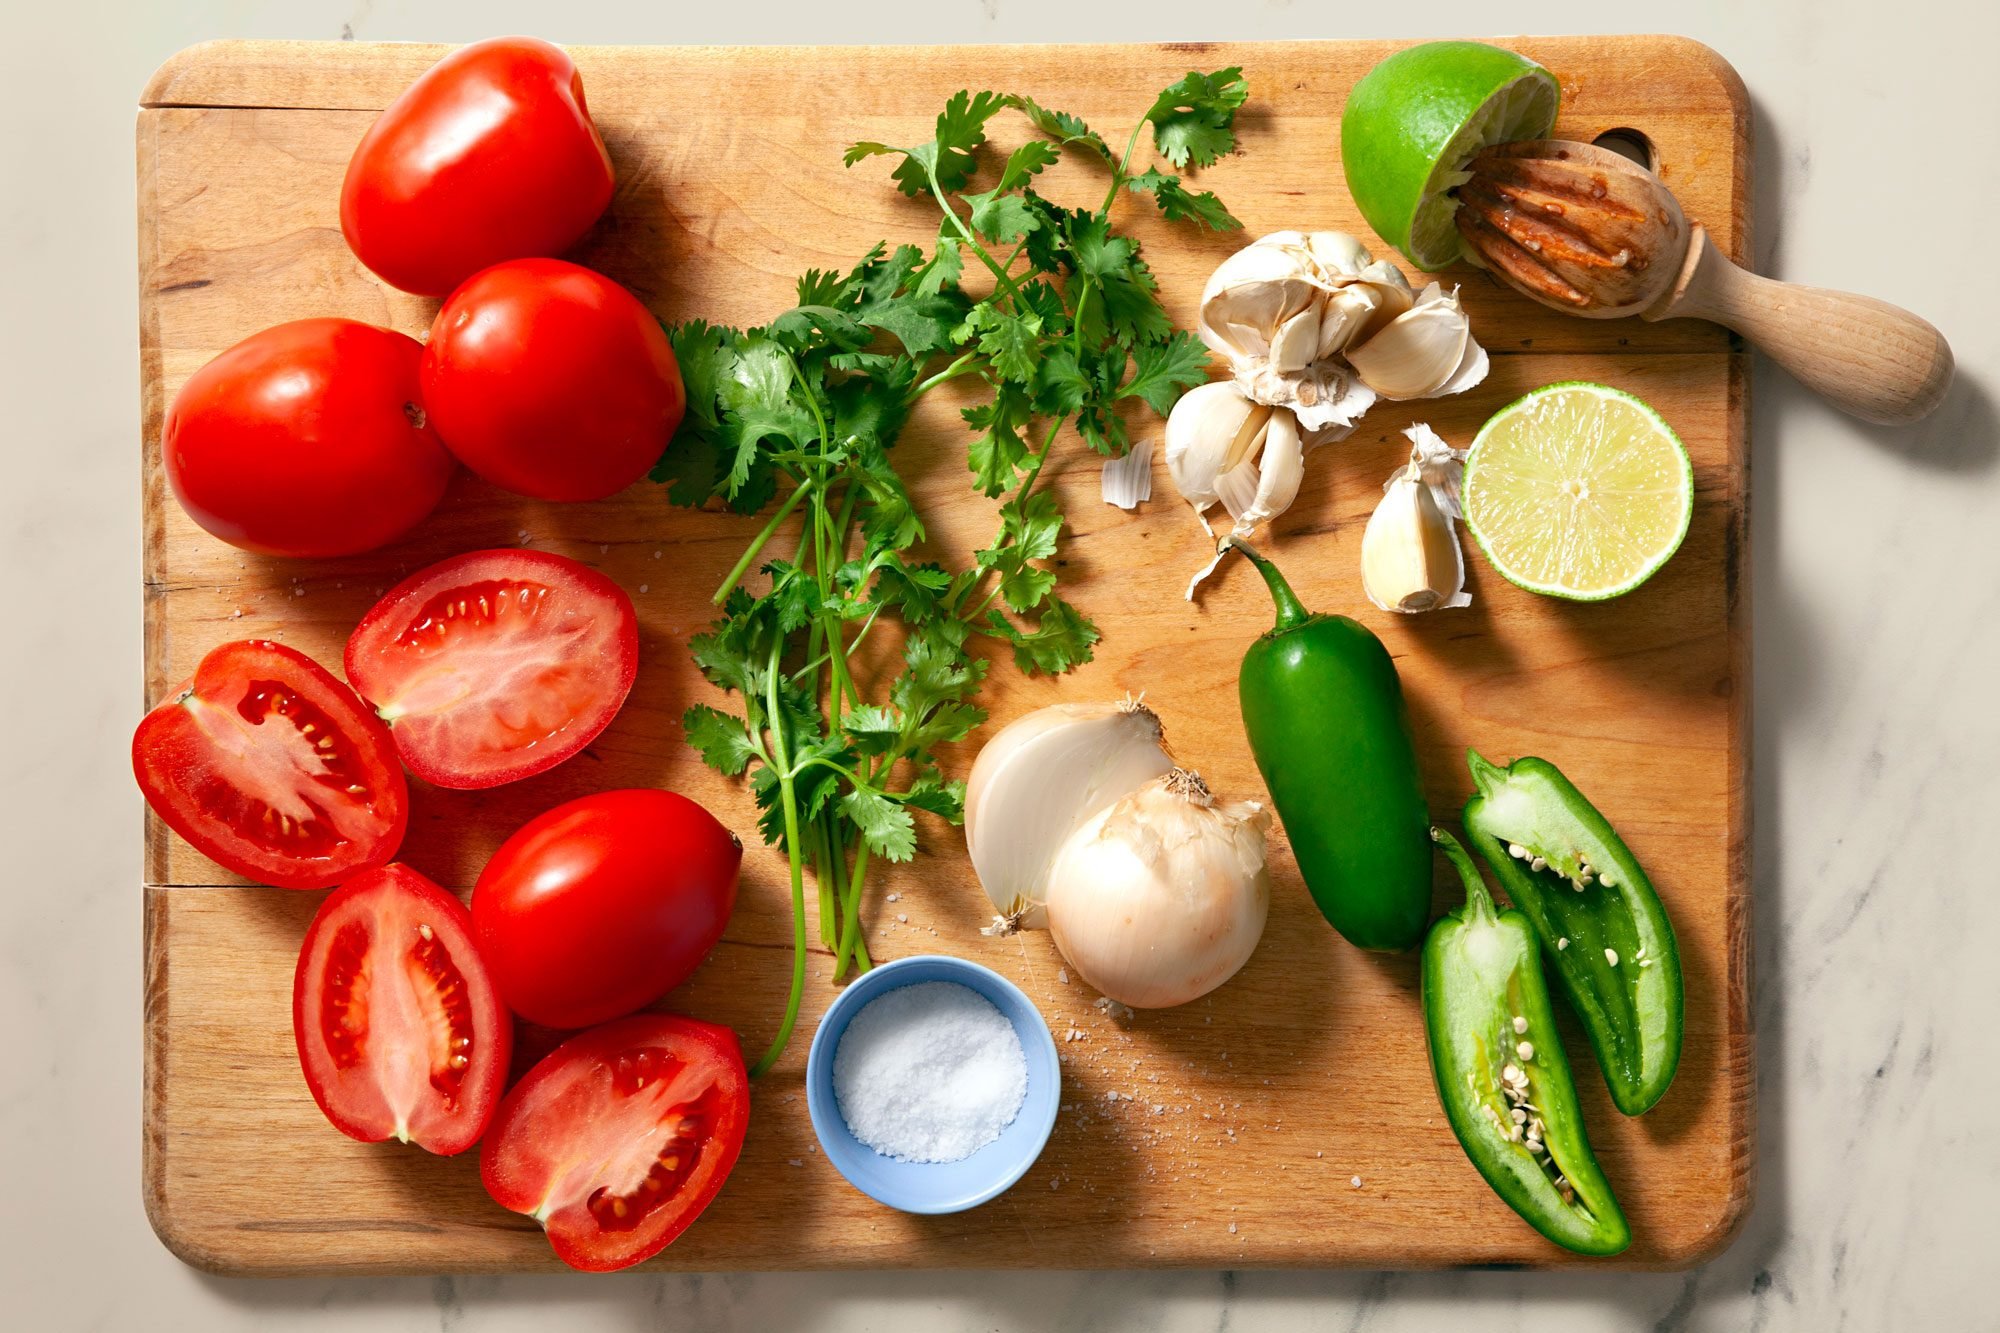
[966,189,1042,244]
[1145,67,1248,169]
[683,704,758,776]
[840,705,903,756]
[1120,330,1213,414]
[848,90,1007,198]
[963,384,1033,496]
[901,770,968,824]
[1125,168,1242,231]
[915,235,963,297]
[842,789,917,862]
[957,304,1044,384]
[652,426,724,507]
[983,597,1100,675]
[1004,94,1114,164]
[668,321,733,429]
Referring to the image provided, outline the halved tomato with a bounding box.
[293,863,511,1155]
[133,639,408,889]
[480,1014,749,1272]
[344,549,638,789]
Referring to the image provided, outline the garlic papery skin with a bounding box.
[1346,284,1489,401]
[1044,769,1272,1010]
[964,701,1174,931]
[1360,423,1471,614]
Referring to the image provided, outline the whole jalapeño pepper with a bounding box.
[1226,539,1431,952]
[1462,751,1684,1116]
[1424,827,1630,1257]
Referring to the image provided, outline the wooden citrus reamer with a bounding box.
[1456,140,1954,425]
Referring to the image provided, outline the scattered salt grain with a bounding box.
[1351,1176,1363,1189]
[639,584,650,593]
[833,980,1027,1164]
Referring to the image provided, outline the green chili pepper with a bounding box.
[1461,750,1684,1116]
[1424,826,1631,1257]
[1227,539,1430,952]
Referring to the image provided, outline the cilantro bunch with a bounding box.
[657,71,1247,1074]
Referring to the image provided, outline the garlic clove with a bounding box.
[1346,284,1489,400]
[1165,381,1261,518]
[1230,406,1305,534]
[964,700,1175,930]
[1304,230,1373,277]
[1197,239,1324,367]
[1317,284,1390,360]
[1359,423,1471,614]
[1268,304,1324,374]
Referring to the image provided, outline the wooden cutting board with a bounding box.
[137,36,1752,1274]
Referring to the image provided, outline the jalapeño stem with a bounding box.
[1431,825,1499,925]
[1219,536,1311,632]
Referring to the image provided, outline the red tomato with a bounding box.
[481,1014,749,1271]
[132,640,408,889]
[472,790,740,1029]
[162,319,454,558]
[293,863,511,1155]
[421,259,685,501]
[340,37,614,297]
[344,549,638,790]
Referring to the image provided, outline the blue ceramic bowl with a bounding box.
[805,954,1061,1214]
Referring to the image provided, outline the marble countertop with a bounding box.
[2,0,1992,1327]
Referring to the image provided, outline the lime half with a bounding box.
[1462,383,1694,601]
[1341,41,1559,270]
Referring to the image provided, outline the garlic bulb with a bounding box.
[1360,423,1471,614]
[1168,229,1491,596]
[1045,769,1271,1010]
[963,700,1173,930]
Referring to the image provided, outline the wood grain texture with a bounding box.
[137,37,1753,1274]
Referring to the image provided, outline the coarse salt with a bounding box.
[833,981,1027,1164]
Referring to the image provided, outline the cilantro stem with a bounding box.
[913,351,980,398]
[811,818,837,950]
[751,628,808,1079]
[1112,120,1148,201]
[923,155,1028,307]
[714,480,814,604]
[835,840,875,979]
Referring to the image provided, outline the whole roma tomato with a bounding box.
[340,36,614,297]
[472,790,740,1029]
[421,259,685,501]
[162,319,454,559]
[294,863,511,1155]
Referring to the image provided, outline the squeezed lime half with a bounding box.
[1341,41,1560,271]
[1462,382,1694,601]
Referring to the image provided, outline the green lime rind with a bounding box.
[1462,381,1694,602]
[1341,42,1560,271]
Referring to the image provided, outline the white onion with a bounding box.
[1044,769,1271,1009]
[963,701,1173,930]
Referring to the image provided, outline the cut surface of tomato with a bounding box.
[480,1014,749,1272]
[345,549,638,789]
[293,864,511,1155]
[133,639,408,889]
